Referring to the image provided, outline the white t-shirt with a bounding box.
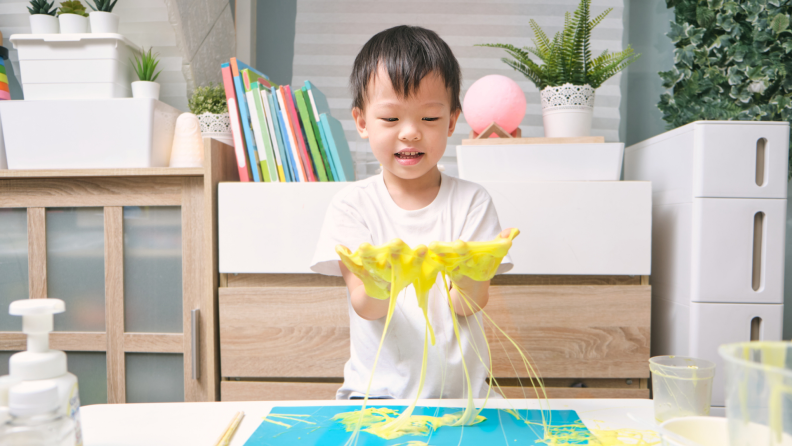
[310,172,512,400]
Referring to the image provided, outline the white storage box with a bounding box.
[455,143,624,181]
[10,34,141,100]
[625,121,790,202]
[692,197,786,304]
[219,181,651,275]
[0,99,181,169]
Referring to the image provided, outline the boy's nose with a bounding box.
[399,125,421,141]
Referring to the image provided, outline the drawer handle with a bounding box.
[750,316,762,341]
[752,212,765,292]
[756,138,767,187]
[191,309,200,380]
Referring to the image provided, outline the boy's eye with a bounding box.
[422,117,440,122]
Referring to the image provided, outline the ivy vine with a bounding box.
[658,0,792,176]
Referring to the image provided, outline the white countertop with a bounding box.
[80,398,657,446]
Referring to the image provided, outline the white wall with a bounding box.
[290,0,628,179]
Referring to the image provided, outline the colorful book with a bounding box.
[237,61,278,88]
[246,86,273,182]
[267,88,293,182]
[271,87,297,182]
[294,88,329,182]
[320,113,355,182]
[283,85,317,182]
[221,63,252,182]
[261,89,287,182]
[304,81,338,180]
[230,58,263,182]
[301,85,336,181]
[249,81,280,182]
[276,87,308,182]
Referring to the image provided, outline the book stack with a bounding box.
[221,58,354,182]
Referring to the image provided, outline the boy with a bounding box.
[310,25,514,400]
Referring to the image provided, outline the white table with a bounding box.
[80,398,657,446]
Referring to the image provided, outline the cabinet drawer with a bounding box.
[694,122,789,199]
[218,283,651,380]
[692,198,786,304]
[690,302,783,406]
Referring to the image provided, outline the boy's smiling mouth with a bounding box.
[395,148,425,166]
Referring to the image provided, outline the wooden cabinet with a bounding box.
[0,139,237,404]
[217,181,653,400]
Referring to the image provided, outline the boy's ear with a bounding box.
[351,107,369,139]
[448,109,462,137]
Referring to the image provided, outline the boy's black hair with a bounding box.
[350,25,462,112]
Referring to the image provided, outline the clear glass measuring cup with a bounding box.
[649,356,716,423]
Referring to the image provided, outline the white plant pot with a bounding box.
[132,81,160,100]
[540,83,595,138]
[197,112,234,147]
[29,14,59,34]
[89,11,119,34]
[58,14,89,34]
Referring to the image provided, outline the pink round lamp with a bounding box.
[463,75,526,137]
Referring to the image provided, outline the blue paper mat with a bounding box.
[243,405,591,445]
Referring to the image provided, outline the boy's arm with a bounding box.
[339,261,391,321]
[449,276,490,317]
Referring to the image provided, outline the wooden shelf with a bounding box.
[461,136,606,145]
[0,167,206,179]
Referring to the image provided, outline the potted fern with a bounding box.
[58,1,90,34]
[479,0,640,137]
[189,83,233,147]
[131,47,162,100]
[28,0,59,34]
[87,0,119,34]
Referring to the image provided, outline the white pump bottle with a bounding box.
[1,299,82,446]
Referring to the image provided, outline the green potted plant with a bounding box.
[189,83,232,146]
[131,47,162,100]
[28,0,59,34]
[479,0,640,137]
[87,0,119,34]
[58,1,90,34]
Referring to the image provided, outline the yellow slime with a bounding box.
[334,228,649,445]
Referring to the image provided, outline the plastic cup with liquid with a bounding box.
[719,342,792,446]
[650,356,716,423]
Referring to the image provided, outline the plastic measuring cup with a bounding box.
[719,342,792,446]
[650,356,716,423]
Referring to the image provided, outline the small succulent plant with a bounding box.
[58,1,89,17]
[86,0,118,12]
[189,84,227,115]
[131,47,162,83]
[28,0,57,16]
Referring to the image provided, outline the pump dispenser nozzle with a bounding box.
[8,299,67,381]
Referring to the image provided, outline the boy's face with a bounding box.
[352,66,461,182]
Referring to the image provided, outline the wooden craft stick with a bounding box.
[214,411,245,446]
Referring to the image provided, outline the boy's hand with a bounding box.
[430,228,520,283]
[336,244,391,300]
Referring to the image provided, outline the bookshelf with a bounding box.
[0,139,237,404]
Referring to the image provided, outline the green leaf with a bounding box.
[716,11,737,32]
[667,21,692,43]
[771,14,790,33]
[674,44,696,67]
[697,7,716,27]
